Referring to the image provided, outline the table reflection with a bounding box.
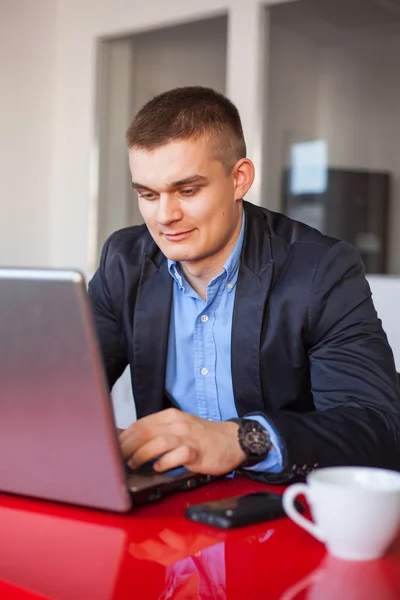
[281,551,400,600]
[0,504,126,600]
[129,527,225,598]
[128,524,283,599]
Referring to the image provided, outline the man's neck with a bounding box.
[179,215,243,301]
[180,260,223,301]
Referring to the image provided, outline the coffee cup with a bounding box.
[282,466,400,561]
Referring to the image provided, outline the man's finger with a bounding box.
[128,435,181,469]
[153,445,197,473]
[119,408,183,444]
[120,421,183,461]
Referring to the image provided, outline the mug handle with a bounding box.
[282,483,324,541]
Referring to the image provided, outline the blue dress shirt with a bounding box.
[165,211,283,473]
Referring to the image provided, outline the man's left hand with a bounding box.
[119,408,245,475]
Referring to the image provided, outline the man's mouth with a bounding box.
[163,230,194,242]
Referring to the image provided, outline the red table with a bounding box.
[0,476,399,599]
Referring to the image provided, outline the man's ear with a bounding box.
[232,158,255,200]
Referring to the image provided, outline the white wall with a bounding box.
[0,0,56,267]
[367,276,400,372]
[266,16,400,273]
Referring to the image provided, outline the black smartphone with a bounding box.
[186,491,304,529]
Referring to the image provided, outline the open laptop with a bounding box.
[0,268,215,512]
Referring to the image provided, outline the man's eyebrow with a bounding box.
[167,175,209,189]
[131,182,153,190]
[131,174,208,191]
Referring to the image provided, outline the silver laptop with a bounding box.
[0,268,214,512]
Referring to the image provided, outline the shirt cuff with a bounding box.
[242,414,283,473]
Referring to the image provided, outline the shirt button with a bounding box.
[227,283,233,290]
[200,367,209,376]
[201,315,208,322]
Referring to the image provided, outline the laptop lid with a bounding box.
[0,268,132,512]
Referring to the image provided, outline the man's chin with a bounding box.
[159,242,202,263]
[162,249,193,263]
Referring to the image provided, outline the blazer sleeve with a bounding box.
[88,235,128,390]
[247,241,400,485]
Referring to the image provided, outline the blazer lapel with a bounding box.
[231,202,274,416]
[132,254,173,417]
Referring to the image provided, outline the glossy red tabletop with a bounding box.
[0,476,399,600]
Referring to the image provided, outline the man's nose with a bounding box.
[156,195,183,225]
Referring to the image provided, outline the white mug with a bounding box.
[282,466,400,561]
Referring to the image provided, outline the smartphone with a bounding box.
[186,491,304,529]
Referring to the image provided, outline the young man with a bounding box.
[89,86,400,484]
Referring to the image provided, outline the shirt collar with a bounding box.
[167,209,245,292]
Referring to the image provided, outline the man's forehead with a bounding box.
[128,139,222,188]
[129,137,208,162]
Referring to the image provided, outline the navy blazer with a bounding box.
[88,201,400,483]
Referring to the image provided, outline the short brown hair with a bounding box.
[126,86,246,172]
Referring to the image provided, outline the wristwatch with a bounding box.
[230,418,272,467]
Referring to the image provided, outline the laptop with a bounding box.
[0,268,215,512]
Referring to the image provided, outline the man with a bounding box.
[89,86,400,484]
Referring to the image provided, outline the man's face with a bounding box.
[128,137,253,266]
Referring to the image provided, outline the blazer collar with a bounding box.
[241,200,273,274]
[132,253,173,416]
[231,201,274,415]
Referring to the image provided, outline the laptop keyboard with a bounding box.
[124,461,156,477]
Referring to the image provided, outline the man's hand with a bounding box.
[119,409,246,475]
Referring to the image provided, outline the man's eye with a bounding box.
[138,192,157,200]
[180,187,198,196]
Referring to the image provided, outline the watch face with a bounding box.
[242,420,270,456]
